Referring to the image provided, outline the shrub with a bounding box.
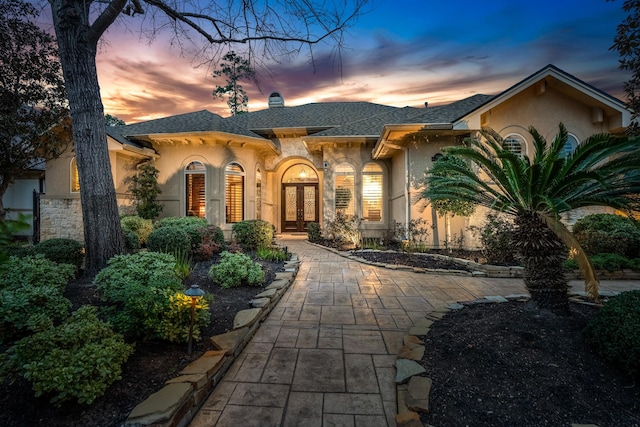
[193,225,226,261]
[2,306,134,406]
[147,226,191,255]
[121,215,154,246]
[209,251,265,288]
[0,255,73,340]
[307,222,321,242]
[469,213,518,266]
[34,238,84,273]
[232,220,274,251]
[257,246,290,262]
[325,211,361,247]
[122,229,141,252]
[126,162,163,220]
[156,216,208,250]
[583,290,640,380]
[572,213,640,258]
[0,214,30,264]
[95,252,182,337]
[157,292,211,343]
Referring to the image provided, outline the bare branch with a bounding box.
[89,0,128,45]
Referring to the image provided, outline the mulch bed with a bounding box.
[0,255,283,427]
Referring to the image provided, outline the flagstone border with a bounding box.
[124,258,301,427]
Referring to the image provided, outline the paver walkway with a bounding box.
[190,237,640,427]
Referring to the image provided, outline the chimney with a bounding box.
[424,102,429,108]
[268,92,285,108]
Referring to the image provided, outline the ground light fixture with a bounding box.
[184,284,205,355]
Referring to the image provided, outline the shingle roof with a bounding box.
[401,94,496,124]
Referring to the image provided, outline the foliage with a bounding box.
[469,213,519,266]
[564,252,640,272]
[361,237,385,250]
[0,0,70,221]
[212,51,255,115]
[173,247,192,280]
[193,225,225,261]
[423,123,640,310]
[572,213,640,258]
[34,238,84,273]
[104,114,125,126]
[121,215,154,247]
[208,251,265,289]
[0,255,74,340]
[0,214,30,263]
[157,292,211,343]
[426,155,476,218]
[126,162,163,220]
[325,211,361,247]
[611,0,640,132]
[156,216,209,251]
[147,226,191,255]
[232,219,274,251]
[2,306,134,406]
[583,290,640,380]
[307,222,322,242]
[257,246,290,262]
[95,252,184,338]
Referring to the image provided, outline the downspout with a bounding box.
[402,146,410,240]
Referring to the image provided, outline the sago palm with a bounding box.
[423,123,640,313]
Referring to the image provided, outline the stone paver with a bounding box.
[191,237,640,426]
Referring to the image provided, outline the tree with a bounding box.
[126,161,163,220]
[0,0,69,221]
[105,114,125,126]
[611,0,640,133]
[212,51,255,116]
[422,124,640,313]
[425,155,476,250]
[47,0,368,276]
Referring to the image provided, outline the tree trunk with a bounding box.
[50,0,125,276]
[514,212,570,314]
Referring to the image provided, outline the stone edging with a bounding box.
[124,257,301,427]
[393,294,610,427]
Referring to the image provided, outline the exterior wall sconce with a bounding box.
[184,284,205,355]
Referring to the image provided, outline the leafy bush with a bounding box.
[469,213,518,266]
[325,211,361,247]
[563,253,640,271]
[307,222,321,242]
[146,226,191,255]
[156,216,208,251]
[193,225,226,261]
[232,220,274,251]
[0,254,75,290]
[157,292,211,343]
[126,162,164,220]
[122,229,141,252]
[257,246,290,262]
[572,213,640,258]
[2,306,134,405]
[95,252,181,337]
[583,290,640,380]
[209,251,265,288]
[34,238,84,273]
[121,215,154,246]
[0,214,30,264]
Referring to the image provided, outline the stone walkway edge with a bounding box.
[124,258,301,427]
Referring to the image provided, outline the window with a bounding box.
[226,162,244,223]
[70,157,80,192]
[334,163,354,216]
[362,163,383,222]
[561,134,579,158]
[503,134,525,157]
[256,168,262,220]
[185,161,206,217]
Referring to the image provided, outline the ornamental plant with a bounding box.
[208,251,265,288]
[232,219,274,251]
[1,306,134,406]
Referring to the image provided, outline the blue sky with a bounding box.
[90,0,630,123]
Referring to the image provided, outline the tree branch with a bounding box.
[89,0,128,46]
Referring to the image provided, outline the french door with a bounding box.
[282,183,318,232]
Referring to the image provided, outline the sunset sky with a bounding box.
[65,0,631,123]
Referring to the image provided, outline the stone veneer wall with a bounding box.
[39,197,134,243]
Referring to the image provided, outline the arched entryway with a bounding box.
[281,164,319,232]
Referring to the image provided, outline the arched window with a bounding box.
[185,161,206,217]
[226,162,244,223]
[561,134,579,158]
[503,134,525,157]
[362,163,383,222]
[256,168,262,220]
[334,163,354,216]
[70,157,80,193]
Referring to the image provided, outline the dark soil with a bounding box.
[353,249,484,271]
[0,255,283,427]
[419,301,640,427]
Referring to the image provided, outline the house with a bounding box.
[41,64,631,248]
